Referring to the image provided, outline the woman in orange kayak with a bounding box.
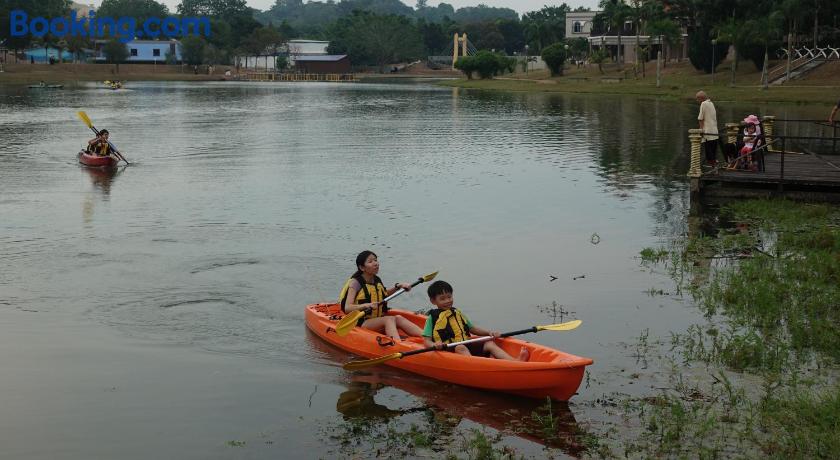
[338,250,423,340]
[87,129,112,156]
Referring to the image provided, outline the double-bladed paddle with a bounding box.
[335,271,438,336]
[77,111,130,165]
[342,319,583,371]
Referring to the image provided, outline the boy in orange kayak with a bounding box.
[87,129,111,156]
[423,280,529,361]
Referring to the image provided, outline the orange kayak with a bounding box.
[305,303,593,401]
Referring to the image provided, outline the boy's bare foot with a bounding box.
[518,347,530,362]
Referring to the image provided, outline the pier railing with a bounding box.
[237,72,356,82]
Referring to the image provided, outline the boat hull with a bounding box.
[305,303,593,401]
[78,151,118,169]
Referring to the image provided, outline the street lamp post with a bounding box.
[524,44,529,73]
[711,39,717,84]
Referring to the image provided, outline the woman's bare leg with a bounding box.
[362,316,400,340]
[394,315,423,337]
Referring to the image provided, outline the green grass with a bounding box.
[611,199,840,458]
[441,61,840,104]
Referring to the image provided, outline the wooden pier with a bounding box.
[237,72,356,82]
[688,117,840,201]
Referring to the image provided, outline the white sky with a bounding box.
[86,0,601,16]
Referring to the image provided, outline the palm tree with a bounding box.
[600,0,631,68]
[714,16,749,86]
[748,10,784,89]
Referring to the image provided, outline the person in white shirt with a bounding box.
[696,91,719,166]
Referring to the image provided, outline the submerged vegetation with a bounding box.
[621,199,840,458]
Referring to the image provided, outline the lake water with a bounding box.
[0,81,827,458]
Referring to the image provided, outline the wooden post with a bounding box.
[726,123,740,144]
[763,116,776,152]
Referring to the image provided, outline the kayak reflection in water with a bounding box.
[336,380,424,420]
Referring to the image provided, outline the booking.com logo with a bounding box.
[9,10,211,43]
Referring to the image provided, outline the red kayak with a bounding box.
[78,150,118,168]
[306,303,593,401]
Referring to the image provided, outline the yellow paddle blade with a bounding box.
[343,352,403,371]
[537,320,582,332]
[77,111,93,128]
[335,310,365,337]
[421,271,439,282]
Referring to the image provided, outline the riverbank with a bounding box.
[612,199,840,458]
[441,60,840,105]
[0,63,226,84]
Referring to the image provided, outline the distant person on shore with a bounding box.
[696,91,719,166]
[829,99,840,124]
[87,130,112,156]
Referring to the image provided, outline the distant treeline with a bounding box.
[2,0,839,73]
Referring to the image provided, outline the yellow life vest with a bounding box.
[429,308,471,344]
[93,140,110,156]
[338,274,388,321]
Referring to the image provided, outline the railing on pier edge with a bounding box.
[687,116,840,194]
[237,72,356,82]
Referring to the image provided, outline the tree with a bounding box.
[462,21,505,52]
[0,0,70,53]
[714,16,750,85]
[597,0,631,67]
[103,38,129,64]
[522,5,570,52]
[177,0,249,17]
[454,50,512,79]
[541,42,567,76]
[65,34,90,63]
[590,49,609,74]
[98,0,169,29]
[180,35,206,65]
[453,55,476,79]
[687,26,728,74]
[647,17,680,67]
[326,11,424,72]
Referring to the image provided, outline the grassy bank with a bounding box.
[441,61,840,105]
[0,63,226,84]
[619,199,840,459]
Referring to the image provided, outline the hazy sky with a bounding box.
[87,0,602,15]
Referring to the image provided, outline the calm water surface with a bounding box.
[0,81,825,458]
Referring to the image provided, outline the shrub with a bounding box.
[541,43,567,76]
[688,27,728,74]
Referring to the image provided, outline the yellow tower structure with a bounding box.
[452,33,468,70]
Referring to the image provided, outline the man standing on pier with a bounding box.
[829,99,839,124]
[696,91,719,166]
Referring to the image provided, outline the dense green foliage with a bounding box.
[102,38,129,63]
[3,0,839,72]
[326,11,424,70]
[688,27,729,74]
[454,51,513,79]
[541,43,567,76]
